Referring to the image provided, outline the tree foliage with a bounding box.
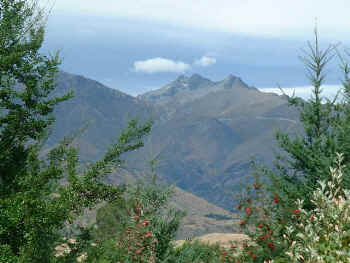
[229,29,350,262]
[90,174,186,262]
[0,1,152,262]
[265,29,350,210]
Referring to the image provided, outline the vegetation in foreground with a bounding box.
[2,0,350,262]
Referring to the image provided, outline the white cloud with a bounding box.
[53,0,350,40]
[259,85,343,102]
[194,56,216,67]
[133,57,191,73]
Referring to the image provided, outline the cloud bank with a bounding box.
[134,57,191,73]
[194,56,216,67]
[259,85,343,102]
[54,0,350,39]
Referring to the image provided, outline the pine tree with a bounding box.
[0,1,152,262]
[264,29,350,210]
[0,0,72,193]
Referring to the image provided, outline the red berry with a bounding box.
[268,242,275,250]
[294,209,300,217]
[145,231,152,237]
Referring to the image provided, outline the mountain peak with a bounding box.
[175,74,189,83]
[171,73,212,91]
[224,74,237,81]
[175,73,208,83]
[221,74,238,88]
[138,73,257,105]
[189,73,204,81]
[188,74,212,90]
[220,74,251,89]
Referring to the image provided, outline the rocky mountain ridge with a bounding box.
[138,73,259,110]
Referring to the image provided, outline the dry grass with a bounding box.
[173,232,250,249]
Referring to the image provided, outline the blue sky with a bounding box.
[40,0,349,98]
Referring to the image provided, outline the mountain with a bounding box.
[43,71,240,240]
[45,71,156,162]
[132,73,300,211]
[46,71,300,215]
[139,74,257,102]
[138,73,215,107]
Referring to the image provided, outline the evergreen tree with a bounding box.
[264,29,350,210]
[0,1,152,262]
[0,0,71,192]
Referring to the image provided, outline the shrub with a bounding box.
[282,153,350,262]
[166,240,222,263]
[85,172,186,263]
[222,153,350,263]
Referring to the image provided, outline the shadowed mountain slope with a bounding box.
[46,71,156,162]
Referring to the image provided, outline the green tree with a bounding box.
[92,174,186,262]
[0,0,72,191]
[263,29,350,211]
[0,1,152,262]
[230,30,350,262]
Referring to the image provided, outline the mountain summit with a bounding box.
[187,73,212,89]
[137,74,255,106]
[220,74,256,90]
[174,73,212,86]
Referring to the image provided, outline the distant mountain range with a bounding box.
[47,71,301,214]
